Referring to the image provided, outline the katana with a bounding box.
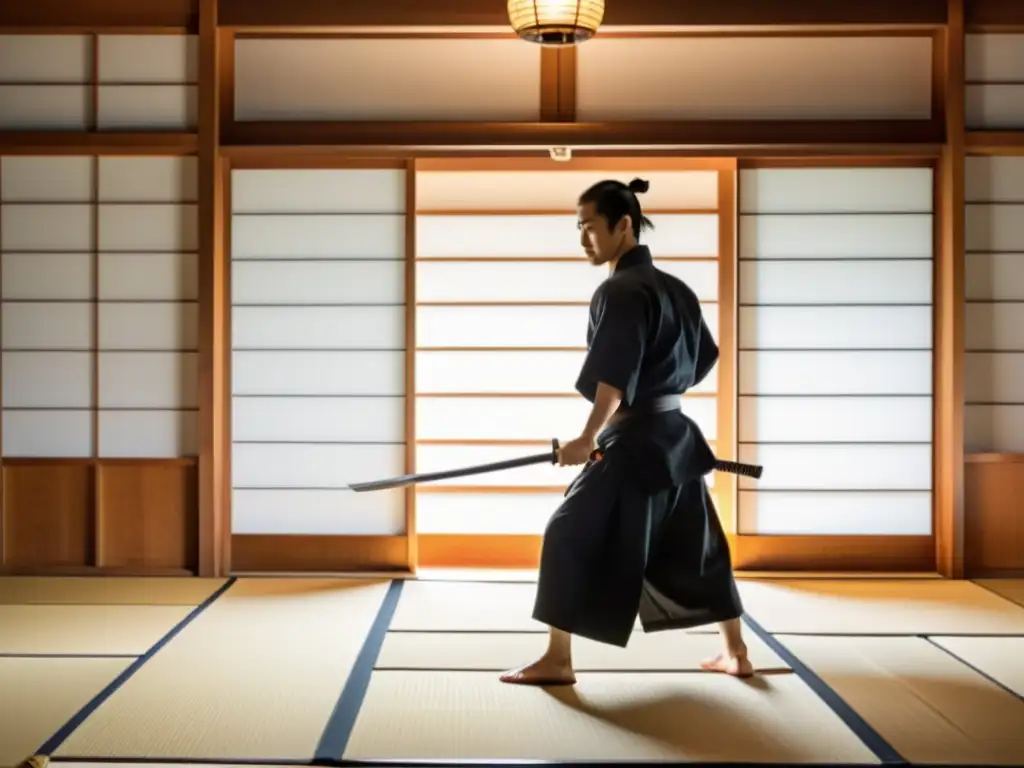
[347,439,763,493]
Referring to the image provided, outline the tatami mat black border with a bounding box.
[740,614,906,765]
[34,577,239,757]
[314,579,406,763]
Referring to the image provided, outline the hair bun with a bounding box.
[627,178,650,195]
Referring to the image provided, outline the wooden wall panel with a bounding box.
[575,36,934,121]
[233,37,542,122]
[96,461,198,570]
[965,34,1024,130]
[231,534,408,572]
[965,455,1024,575]
[1,462,93,568]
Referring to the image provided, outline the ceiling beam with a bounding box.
[0,0,197,30]
[218,0,947,30]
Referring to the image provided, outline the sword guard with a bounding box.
[551,438,560,463]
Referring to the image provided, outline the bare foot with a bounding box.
[499,658,577,686]
[701,652,755,678]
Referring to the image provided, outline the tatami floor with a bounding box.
[1,572,1023,768]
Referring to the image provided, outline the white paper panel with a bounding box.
[1,410,92,457]
[416,350,716,395]
[417,396,718,441]
[417,260,718,303]
[232,306,405,350]
[416,214,719,258]
[737,444,932,491]
[1,205,93,251]
[232,169,405,214]
[415,492,566,535]
[738,491,932,536]
[965,157,1024,203]
[739,305,932,349]
[966,85,1024,130]
[576,36,932,120]
[1,253,92,300]
[99,204,198,252]
[98,303,199,350]
[416,304,719,349]
[966,405,1024,453]
[98,410,198,458]
[232,443,405,488]
[232,351,404,396]
[98,352,198,409]
[966,302,1024,351]
[965,353,1024,404]
[232,214,405,260]
[739,261,933,305]
[232,397,405,444]
[739,351,931,396]
[0,35,91,81]
[98,253,198,301]
[97,85,197,130]
[965,34,1024,81]
[416,171,718,212]
[738,396,932,443]
[416,444,585,488]
[965,253,1024,301]
[1,303,91,350]
[1,352,92,407]
[1,157,93,201]
[231,488,406,535]
[966,204,1024,252]
[232,261,405,305]
[0,86,90,130]
[97,35,198,82]
[235,38,541,121]
[99,157,198,202]
[739,168,934,213]
[739,215,932,259]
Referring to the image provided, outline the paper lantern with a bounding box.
[507,0,606,45]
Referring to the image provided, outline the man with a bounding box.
[499,177,752,686]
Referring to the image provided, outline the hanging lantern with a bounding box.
[507,0,606,45]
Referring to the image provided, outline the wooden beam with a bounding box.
[218,0,947,29]
[0,0,197,30]
[222,119,945,151]
[966,131,1024,155]
[965,0,1024,29]
[197,0,225,577]
[0,132,198,155]
[934,0,966,579]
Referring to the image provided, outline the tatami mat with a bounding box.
[977,578,1024,609]
[54,578,390,760]
[0,577,226,606]
[778,635,1024,765]
[390,580,709,633]
[342,669,879,763]
[0,657,132,765]
[0,605,194,656]
[376,629,789,672]
[738,578,1024,635]
[930,636,1024,698]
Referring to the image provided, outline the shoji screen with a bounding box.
[1,156,199,570]
[0,34,197,131]
[230,167,409,546]
[966,34,1024,130]
[414,164,723,560]
[737,166,934,537]
[965,156,1024,451]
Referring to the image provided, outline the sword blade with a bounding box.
[347,440,560,493]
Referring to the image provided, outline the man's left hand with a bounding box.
[557,434,597,466]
